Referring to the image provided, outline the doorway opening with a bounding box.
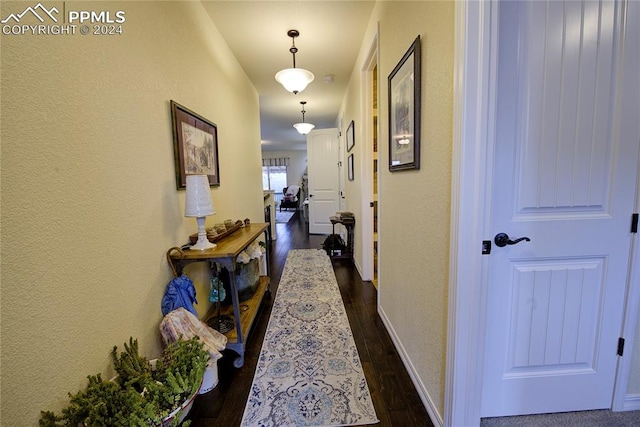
[372,65,378,288]
[359,31,379,284]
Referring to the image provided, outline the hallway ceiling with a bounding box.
[201,1,376,151]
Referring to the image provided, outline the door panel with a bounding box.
[508,258,603,371]
[481,0,639,417]
[307,129,339,234]
[512,0,621,212]
[516,0,615,214]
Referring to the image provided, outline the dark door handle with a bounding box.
[494,233,531,247]
[309,194,314,198]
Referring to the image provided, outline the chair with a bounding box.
[280,186,300,212]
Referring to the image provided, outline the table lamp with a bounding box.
[185,174,216,250]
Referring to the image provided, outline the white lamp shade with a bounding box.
[185,175,215,217]
[275,68,315,94]
[293,122,315,135]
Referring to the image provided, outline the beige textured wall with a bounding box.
[0,2,263,424]
[377,1,454,417]
[340,1,454,419]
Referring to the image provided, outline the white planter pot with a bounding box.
[161,390,198,426]
[198,360,219,394]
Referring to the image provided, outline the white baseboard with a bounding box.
[377,304,444,427]
[354,257,364,280]
[622,393,640,411]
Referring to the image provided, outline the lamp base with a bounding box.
[190,216,217,250]
[190,237,217,251]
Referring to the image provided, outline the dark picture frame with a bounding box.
[388,35,421,171]
[170,100,220,189]
[348,153,354,181]
[346,120,355,152]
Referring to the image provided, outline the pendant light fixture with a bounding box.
[293,101,315,135]
[275,29,315,94]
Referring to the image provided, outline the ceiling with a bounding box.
[201,1,376,151]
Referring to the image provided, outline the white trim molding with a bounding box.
[446,0,498,426]
[358,27,379,283]
[612,0,640,411]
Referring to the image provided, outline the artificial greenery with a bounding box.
[40,337,208,427]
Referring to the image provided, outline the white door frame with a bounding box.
[446,0,640,424]
[445,1,497,425]
[611,1,640,410]
[614,148,640,411]
[359,28,379,282]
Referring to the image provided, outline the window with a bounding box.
[262,165,287,191]
[262,157,290,204]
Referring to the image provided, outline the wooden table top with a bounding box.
[170,223,268,261]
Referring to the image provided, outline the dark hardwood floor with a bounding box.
[188,213,434,426]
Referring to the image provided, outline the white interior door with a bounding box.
[307,128,339,234]
[481,0,639,417]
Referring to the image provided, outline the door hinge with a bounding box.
[631,213,638,233]
[617,337,625,356]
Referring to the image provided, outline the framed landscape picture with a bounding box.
[346,120,355,152]
[170,100,220,189]
[388,35,421,172]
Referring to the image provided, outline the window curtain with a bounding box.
[262,158,289,167]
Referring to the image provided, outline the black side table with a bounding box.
[329,216,355,260]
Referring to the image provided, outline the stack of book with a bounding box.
[335,211,355,223]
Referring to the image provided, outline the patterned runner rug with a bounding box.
[241,249,379,426]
